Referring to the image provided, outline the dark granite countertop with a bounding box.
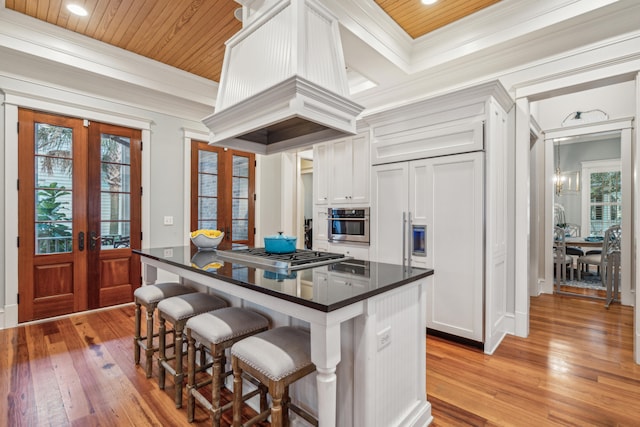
[134,246,433,312]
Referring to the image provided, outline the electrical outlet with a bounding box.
[163,216,174,225]
[377,326,391,351]
[163,248,173,257]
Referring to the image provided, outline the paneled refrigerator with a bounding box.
[371,151,484,342]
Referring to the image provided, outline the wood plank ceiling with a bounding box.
[5,0,501,82]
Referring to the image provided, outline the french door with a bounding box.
[190,141,255,250]
[18,109,141,322]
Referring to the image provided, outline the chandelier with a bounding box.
[554,140,563,196]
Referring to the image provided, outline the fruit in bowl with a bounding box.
[190,229,224,250]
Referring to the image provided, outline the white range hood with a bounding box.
[202,0,364,155]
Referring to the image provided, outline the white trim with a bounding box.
[514,97,531,337]
[2,89,152,130]
[141,129,151,250]
[3,101,19,329]
[635,71,640,365]
[1,93,152,329]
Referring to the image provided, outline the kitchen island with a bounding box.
[134,246,434,427]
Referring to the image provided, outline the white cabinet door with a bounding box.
[329,138,352,204]
[329,134,370,205]
[412,152,484,342]
[370,162,409,265]
[313,143,329,204]
[313,208,329,251]
[350,134,370,204]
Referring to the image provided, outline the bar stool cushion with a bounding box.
[232,327,312,381]
[187,307,269,345]
[158,292,227,322]
[134,282,195,305]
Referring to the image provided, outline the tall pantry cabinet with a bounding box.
[366,81,513,354]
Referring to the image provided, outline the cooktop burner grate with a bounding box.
[215,247,352,271]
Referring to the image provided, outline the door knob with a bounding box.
[89,231,100,250]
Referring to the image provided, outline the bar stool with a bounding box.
[157,292,228,408]
[231,327,318,427]
[185,307,270,426]
[133,282,196,378]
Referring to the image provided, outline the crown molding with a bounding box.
[409,0,621,73]
[0,7,217,119]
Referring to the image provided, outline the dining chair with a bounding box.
[553,226,574,290]
[576,225,621,287]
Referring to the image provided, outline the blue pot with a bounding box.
[264,232,297,254]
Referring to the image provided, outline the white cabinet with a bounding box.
[371,153,484,342]
[313,208,329,251]
[328,242,369,261]
[312,270,369,301]
[313,142,329,204]
[328,133,370,205]
[367,81,512,352]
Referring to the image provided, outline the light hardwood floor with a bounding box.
[1,293,638,426]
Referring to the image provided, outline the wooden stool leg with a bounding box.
[232,358,243,427]
[144,306,155,378]
[134,302,141,365]
[158,317,166,390]
[282,386,290,427]
[212,349,223,427]
[270,381,285,427]
[186,332,196,423]
[174,323,185,408]
[259,383,268,413]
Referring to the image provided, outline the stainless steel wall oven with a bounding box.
[327,207,370,244]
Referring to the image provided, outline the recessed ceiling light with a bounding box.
[422,0,438,4]
[66,4,88,17]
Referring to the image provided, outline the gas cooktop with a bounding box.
[215,247,352,271]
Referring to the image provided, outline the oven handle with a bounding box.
[327,217,367,221]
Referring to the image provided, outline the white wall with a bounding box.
[555,138,621,228]
[532,82,636,130]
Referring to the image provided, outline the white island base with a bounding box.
[140,255,432,426]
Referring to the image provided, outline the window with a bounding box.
[581,159,621,236]
[190,141,255,249]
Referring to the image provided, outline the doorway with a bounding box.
[542,121,632,305]
[189,140,256,250]
[549,131,623,299]
[17,109,142,322]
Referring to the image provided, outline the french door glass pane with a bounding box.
[101,164,130,192]
[199,220,217,230]
[232,199,248,219]
[199,151,218,174]
[34,122,73,254]
[232,220,249,240]
[101,134,131,250]
[233,156,249,176]
[232,177,248,197]
[199,197,217,222]
[199,174,217,197]
[100,222,131,248]
[101,193,131,220]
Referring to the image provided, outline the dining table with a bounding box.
[564,237,604,248]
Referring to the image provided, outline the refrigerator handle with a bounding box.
[402,212,407,267]
[408,211,412,270]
